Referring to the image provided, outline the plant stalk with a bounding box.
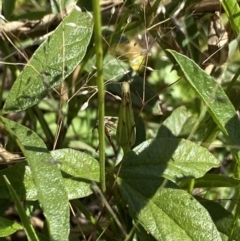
[92,0,106,192]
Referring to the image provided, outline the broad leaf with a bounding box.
[0,117,69,241]
[0,149,100,200]
[118,177,222,241]
[0,217,22,237]
[3,8,93,113]
[4,176,39,241]
[120,138,220,183]
[52,148,99,181]
[196,196,240,240]
[167,50,240,162]
[52,148,99,199]
[157,106,196,138]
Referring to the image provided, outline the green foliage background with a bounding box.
[1,0,240,240]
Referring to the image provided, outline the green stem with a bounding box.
[4,176,39,241]
[92,0,106,192]
[123,225,136,241]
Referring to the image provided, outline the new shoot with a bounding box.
[116,82,136,154]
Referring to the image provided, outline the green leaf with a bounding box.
[51,148,100,199]
[175,15,200,64]
[196,196,240,240]
[85,53,130,83]
[0,217,22,237]
[0,148,100,201]
[118,177,222,241]
[119,138,220,183]
[0,163,27,200]
[4,176,39,241]
[221,0,240,38]
[52,148,99,181]
[50,0,75,13]
[3,8,93,113]
[136,224,158,241]
[2,0,16,19]
[0,117,69,241]
[167,50,240,162]
[157,106,196,138]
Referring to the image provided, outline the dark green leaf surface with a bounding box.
[196,196,240,240]
[0,163,28,200]
[118,177,222,241]
[3,0,16,19]
[0,217,22,237]
[0,117,69,241]
[167,50,240,161]
[120,138,220,183]
[3,9,93,113]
